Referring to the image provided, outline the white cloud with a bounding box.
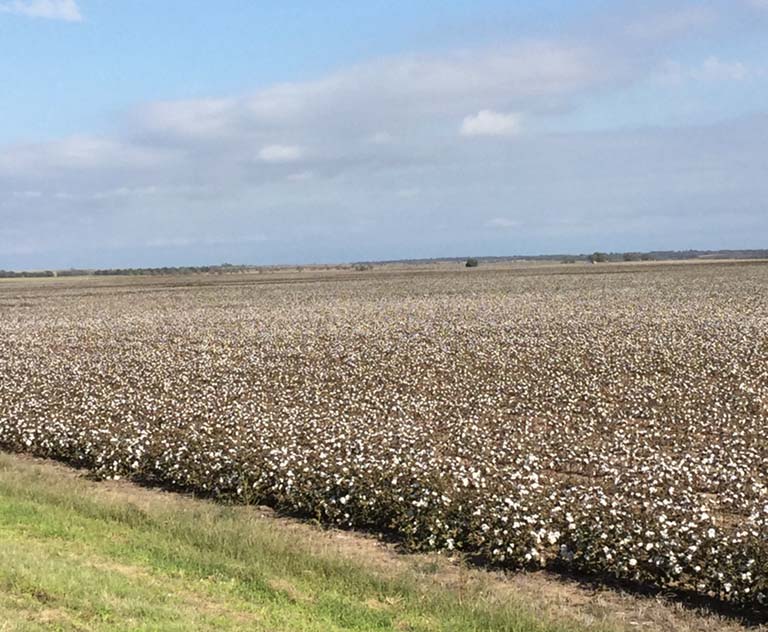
[625,7,715,39]
[12,190,43,199]
[146,234,266,248]
[460,110,522,137]
[654,57,748,85]
[484,217,520,229]
[286,171,314,181]
[91,186,160,200]
[145,237,194,248]
[652,61,687,85]
[133,42,603,147]
[0,136,174,175]
[138,98,238,141]
[369,132,394,144]
[0,0,81,21]
[3,114,768,268]
[694,57,748,81]
[258,144,304,163]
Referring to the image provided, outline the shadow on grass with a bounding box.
[463,557,768,628]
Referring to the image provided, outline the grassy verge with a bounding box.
[0,452,599,632]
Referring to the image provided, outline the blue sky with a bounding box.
[1,0,767,268]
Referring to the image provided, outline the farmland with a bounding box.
[0,261,767,609]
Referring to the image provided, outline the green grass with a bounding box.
[0,453,599,631]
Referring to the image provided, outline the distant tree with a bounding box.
[623,252,639,262]
[465,258,479,268]
[561,257,576,264]
[589,252,608,263]
[641,253,654,261]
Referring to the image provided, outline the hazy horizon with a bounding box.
[2,1,767,269]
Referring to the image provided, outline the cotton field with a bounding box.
[1,262,767,606]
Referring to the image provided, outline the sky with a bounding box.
[1,0,767,269]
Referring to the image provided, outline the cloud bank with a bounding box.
[0,0,81,22]
[461,110,522,137]
[0,8,766,268]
